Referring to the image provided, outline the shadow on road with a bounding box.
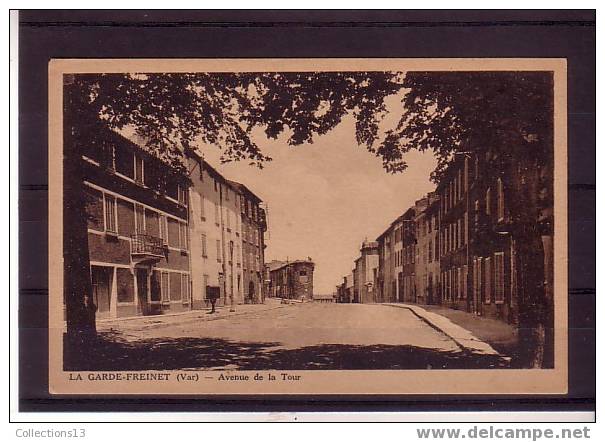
[64,331,510,371]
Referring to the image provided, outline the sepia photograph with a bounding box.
[47,58,567,395]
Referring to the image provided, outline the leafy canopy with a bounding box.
[70,71,552,180]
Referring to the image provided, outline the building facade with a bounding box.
[376,222,397,303]
[414,192,441,305]
[81,128,191,319]
[232,182,267,304]
[437,157,469,311]
[352,240,379,303]
[401,207,417,303]
[187,153,246,310]
[266,259,315,300]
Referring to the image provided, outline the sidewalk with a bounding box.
[97,297,286,332]
[385,303,516,359]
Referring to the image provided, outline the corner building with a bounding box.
[81,128,191,319]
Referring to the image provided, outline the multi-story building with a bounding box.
[266,258,315,300]
[231,181,267,304]
[344,273,354,304]
[437,156,469,311]
[186,152,245,310]
[352,240,379,303]
[401,207,417,303]
[376,222,397,303]
[414,192,441,305]
[81,128,191,319]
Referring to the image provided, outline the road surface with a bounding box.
[68,302,509,370]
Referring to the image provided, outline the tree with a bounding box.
[63,71,404,340]
[383,71,554,368]
[65,71,554,368]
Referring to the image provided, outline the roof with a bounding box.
[267,259,315,272]
[226,179,263,203]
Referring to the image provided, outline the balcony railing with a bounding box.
[131,233,165,257]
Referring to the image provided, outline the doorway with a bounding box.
[91,266,112,319]
[136,268,149,315]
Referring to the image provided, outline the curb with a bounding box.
[98,304,288,331]
[384,303,503,358]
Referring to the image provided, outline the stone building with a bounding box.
[266,258,315,301]
[80,127,192,319]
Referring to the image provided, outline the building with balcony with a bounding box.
[80,128,191,319]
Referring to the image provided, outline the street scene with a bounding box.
[61,67,555,373]
[66,300,511,371]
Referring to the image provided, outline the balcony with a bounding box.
[131,233,165,263]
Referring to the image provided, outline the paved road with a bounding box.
[68,302,509,370]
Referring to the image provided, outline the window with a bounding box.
[457,267,462,299]
[161,272,170,303]
[428,240,433,262]
[179,222,188,250]
[214,202,220,225]
[167,218,180,248]
[462,213,467,245]
[497,178,505,221]
[181,274,190,304]
[485,187,492,215]
[484,257,492,303]
[134,153,144,184]
[104,194,117,233]
[494,252,505,303]
[216,239,222,262]
[201,233,208,258]
[213,178,218,192]
[117,199,135,236]
[145,209,160,237]
[227,210,231,229]
[135,204,145,234]
[461,265,467,299]
[91,266,113,314]
[178,185,187,205]
[159,214,167,243]
[170,272,182,301]
[150,271,162,302]
[116,268,134,303]
[225,187,230,201]
[200,195,206,220]
[85,187,104,231]
[115,146,134,178]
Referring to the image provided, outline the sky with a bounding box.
[199,94,438,295]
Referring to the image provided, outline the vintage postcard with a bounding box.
[48,58,567,395]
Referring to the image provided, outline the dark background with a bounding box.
[18,10,595,416]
